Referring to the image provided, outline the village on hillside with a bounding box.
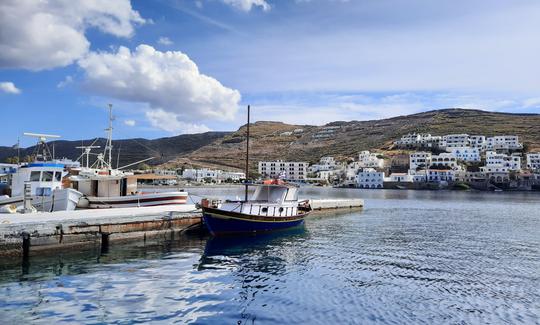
[170,133,540,191]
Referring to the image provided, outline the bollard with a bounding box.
[101,232,110,254]
[22,232,31,259]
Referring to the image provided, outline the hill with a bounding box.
[164,109,540,172]
[0,132,229,167]
[3,109,538,172]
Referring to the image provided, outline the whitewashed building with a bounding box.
[258,160,308,180]
[409,152,432,170]
[428,169,455,182]
[358,151,385,169]
[469,135,486,149]
[442,134,470,149]
[394,133,442,148]
[389,173,413,182]
[484,151,521,171]
[449,147,481,162]
[486,136,522,151]
[526,153,540,171]
[430,153,459,169]
[182,168,245,183]
[309,156,339,172]
[356,168,384,188]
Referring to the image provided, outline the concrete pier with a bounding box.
[0,205,201,257]
[0,198,364,258]
[309,199,364,210]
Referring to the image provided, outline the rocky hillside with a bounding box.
[0,132,229,167]
[165,109,540,173]
[4,109,538,172]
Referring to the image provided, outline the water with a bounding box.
[0,187,539,324]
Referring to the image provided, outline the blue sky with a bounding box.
[1,0,539,147]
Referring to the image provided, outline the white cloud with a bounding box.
[221,0,270,11]
[0,81,21,94]
[78,44,241,133]
[146,109,211,134]
[123,119,136,126]
[57,76,74,88]
[523,98,540,109]
[0,0,145,71]
[157,37,173,46]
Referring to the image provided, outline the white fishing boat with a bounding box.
[69,104,188,209]
[0,133,82,213]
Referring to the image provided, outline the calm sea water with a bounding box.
[0,187,539,324]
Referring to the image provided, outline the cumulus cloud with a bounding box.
[157,37,173,46]
[221,0,270,11]
[146,109,211,134]
[0,0,145,71]
[78,44,241,133]
[57,76,74,88]
[0,81,21,94]
[123,119,136,126]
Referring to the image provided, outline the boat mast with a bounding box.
[105,103,114,169]
[244,105,250,202]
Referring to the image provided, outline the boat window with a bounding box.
[55,172,62,181]
[285,188,298,201]
[251,186,287,203]
[261,207,268,213]
[42,171,54,182]
[30,171,41,182]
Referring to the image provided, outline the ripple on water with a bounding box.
[0,189,539,324]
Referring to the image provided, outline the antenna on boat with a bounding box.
[23,132,61,161]
[75,145,101,168]
[104,103,114,169]
[244,105,250,202]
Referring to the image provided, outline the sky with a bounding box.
[0,0,539,147]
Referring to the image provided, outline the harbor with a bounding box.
[0,198,363,258]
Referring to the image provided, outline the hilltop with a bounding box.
[0,132,229,167]
[165,109,540,172]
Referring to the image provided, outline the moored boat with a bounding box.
[201,181,311,235]
[201,105,311,235]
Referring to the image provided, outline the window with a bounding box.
[55,172,62,181]
[42,171,53,182]
[30,171,41,182]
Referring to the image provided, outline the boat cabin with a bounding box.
[218,184,302,217]
[70,169,138,197]
[11,163,66,197]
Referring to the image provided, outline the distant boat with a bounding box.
[201,106,311,235]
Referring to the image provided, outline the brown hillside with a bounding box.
[164,109,540,172]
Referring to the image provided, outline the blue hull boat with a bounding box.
[202,207,306,236]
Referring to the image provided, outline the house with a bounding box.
[455,171,487,183]
[486,136,522,151]
[258,160,308,180]
[358,151,385,169]
[442,134,470,149]
[409,152,432,170]
[469,135,486,149]
[389,173,412,182]
[484,151,521,171]
[394,133,443,148]
[356,168,384,189]
[428,169,455,182]
[430,153,459,169]
[448,147,481,162]
[526,153,540,171]
[182,168,245,183]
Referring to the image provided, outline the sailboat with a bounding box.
[69,104,188,209]
[201,106,311,235]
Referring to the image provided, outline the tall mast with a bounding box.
[105,103,114,168]
[244,105,250,202]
